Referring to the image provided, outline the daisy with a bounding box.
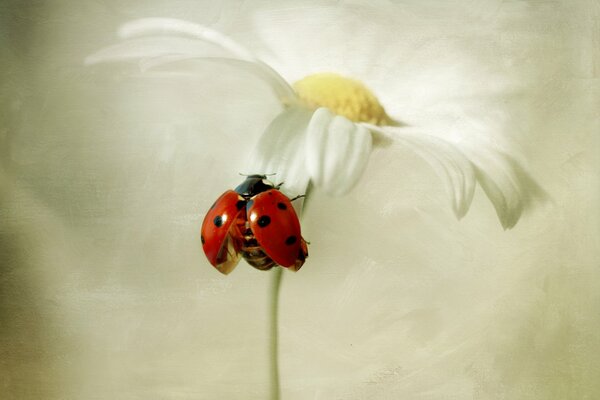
[86,17,542,230]
[85,16,549,400]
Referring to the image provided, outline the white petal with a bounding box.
[369,126,544,228]
[306,108,372,196]
[368,125,476,219]
[117,18,256,61]
[245,107,313,198]
[85,36,229,65]
[461,145,545,230]
[85,19,297,104]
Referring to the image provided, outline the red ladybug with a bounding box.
[201,175,309,274]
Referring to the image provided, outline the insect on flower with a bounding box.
[201,174,308,275]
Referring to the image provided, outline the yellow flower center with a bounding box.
[293,73,391,125]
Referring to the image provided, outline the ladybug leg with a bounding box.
[275,181,284,190]
[290,194,306,202]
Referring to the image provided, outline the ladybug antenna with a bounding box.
[290,194,305,202]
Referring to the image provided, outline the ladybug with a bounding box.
[201,174,309,274]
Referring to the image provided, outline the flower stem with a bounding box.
[269,266,283,400]
[268,183,310,400]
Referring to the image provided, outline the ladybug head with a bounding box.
[235,174,276,197]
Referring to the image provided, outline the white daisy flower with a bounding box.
[86,17,543,229]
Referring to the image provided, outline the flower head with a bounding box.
[86,17,544,229]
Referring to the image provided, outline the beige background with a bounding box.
[1,1,598,399]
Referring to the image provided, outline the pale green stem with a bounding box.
[269,266,283,400]
[268,183,311,400]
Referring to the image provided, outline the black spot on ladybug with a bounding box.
[257,215,271,227]
[214,215,223,227]
[201,235,205,245]
[236,200,245,210]
[277,202,287,210]
[285,235,297,245]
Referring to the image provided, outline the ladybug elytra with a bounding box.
[201,175,309,274]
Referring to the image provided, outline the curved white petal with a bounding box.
[85,36,230,65]
[461,145,545,230]
[368,125,476,219]
[245,107,313,198]
[306,108,372,196]
[369,126,544,228]
[117,18,256,61]
[85,18,297,104]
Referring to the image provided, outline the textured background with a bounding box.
[1,1,599,399]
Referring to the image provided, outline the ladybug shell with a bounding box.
[247,189,305,269]
[201,190,244,274]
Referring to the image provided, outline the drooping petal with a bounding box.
[117,18,256,61]
[367,125,476,220]
[305,108,372,197]
[461,145,545,230]
[85,36,231,64]
[85,18,297,105]
[368,125,544,228]
[245,107,314,198]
